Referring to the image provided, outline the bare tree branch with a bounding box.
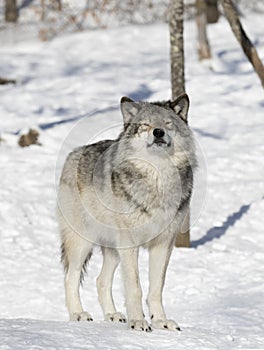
[220,0,264,88]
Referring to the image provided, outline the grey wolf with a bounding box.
[57,93,197,332]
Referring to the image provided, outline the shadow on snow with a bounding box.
[126,83,154,101]
[193,128,224,140]
[191,203,251,248]
[12,84,154,135]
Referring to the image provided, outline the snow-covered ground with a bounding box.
[1,13,264,349]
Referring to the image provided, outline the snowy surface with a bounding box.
[1,13,264,349]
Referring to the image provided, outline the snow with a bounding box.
[1,13,264,350]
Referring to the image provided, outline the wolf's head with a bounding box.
[119,93,194,161]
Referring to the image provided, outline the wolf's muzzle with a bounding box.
[152,128,170,146]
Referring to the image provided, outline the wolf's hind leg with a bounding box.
[97,247,126,323]
[62,230,93,321]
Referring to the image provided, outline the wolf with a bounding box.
[57,93,197,332]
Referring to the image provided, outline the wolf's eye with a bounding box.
[138,124,150,132]
[165,121,173,128]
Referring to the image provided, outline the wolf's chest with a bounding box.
[118,162,183,214]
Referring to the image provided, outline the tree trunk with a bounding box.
[169,0,185,98]
[41,0,45,21]
[5,0,18,22]
[176,212,191,248]
[57,0,62,11]
[196,0,211,60]
[53,0,62,11]
[205,0,219,24]
[220,0,264,88]
[169,0,190,248]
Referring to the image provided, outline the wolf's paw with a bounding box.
[70,312,93,322]
[151,319,181,331]
[105,312,127,323]
[129,319,152,332]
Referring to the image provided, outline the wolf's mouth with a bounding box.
[148,138,171,148]
[154,139,167,146]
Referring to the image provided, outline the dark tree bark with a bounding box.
[220,0,264,88]
[5,0,18,22]
[205,0,220,24]
[196,0,211,60]
[56,0,62,11]
[169,0,185,99]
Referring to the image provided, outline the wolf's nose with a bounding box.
[153,128,165,138]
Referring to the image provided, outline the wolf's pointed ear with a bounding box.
[120,96,140,124]
[121,96,134,104]
[171,93,190,123]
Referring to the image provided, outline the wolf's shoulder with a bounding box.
[62,139,115,176]
[66,139,115,160]
[81,139,115,156]
[76,139,116,172]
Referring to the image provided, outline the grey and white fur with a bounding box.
[57,93,197,332]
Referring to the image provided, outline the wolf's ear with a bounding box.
[120,96,140,124]
[171,93,190,123]
[121,96,134,104]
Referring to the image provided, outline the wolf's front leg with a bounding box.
[97,247,126,323]
[118,247,152,332]
[147,239,181,331]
